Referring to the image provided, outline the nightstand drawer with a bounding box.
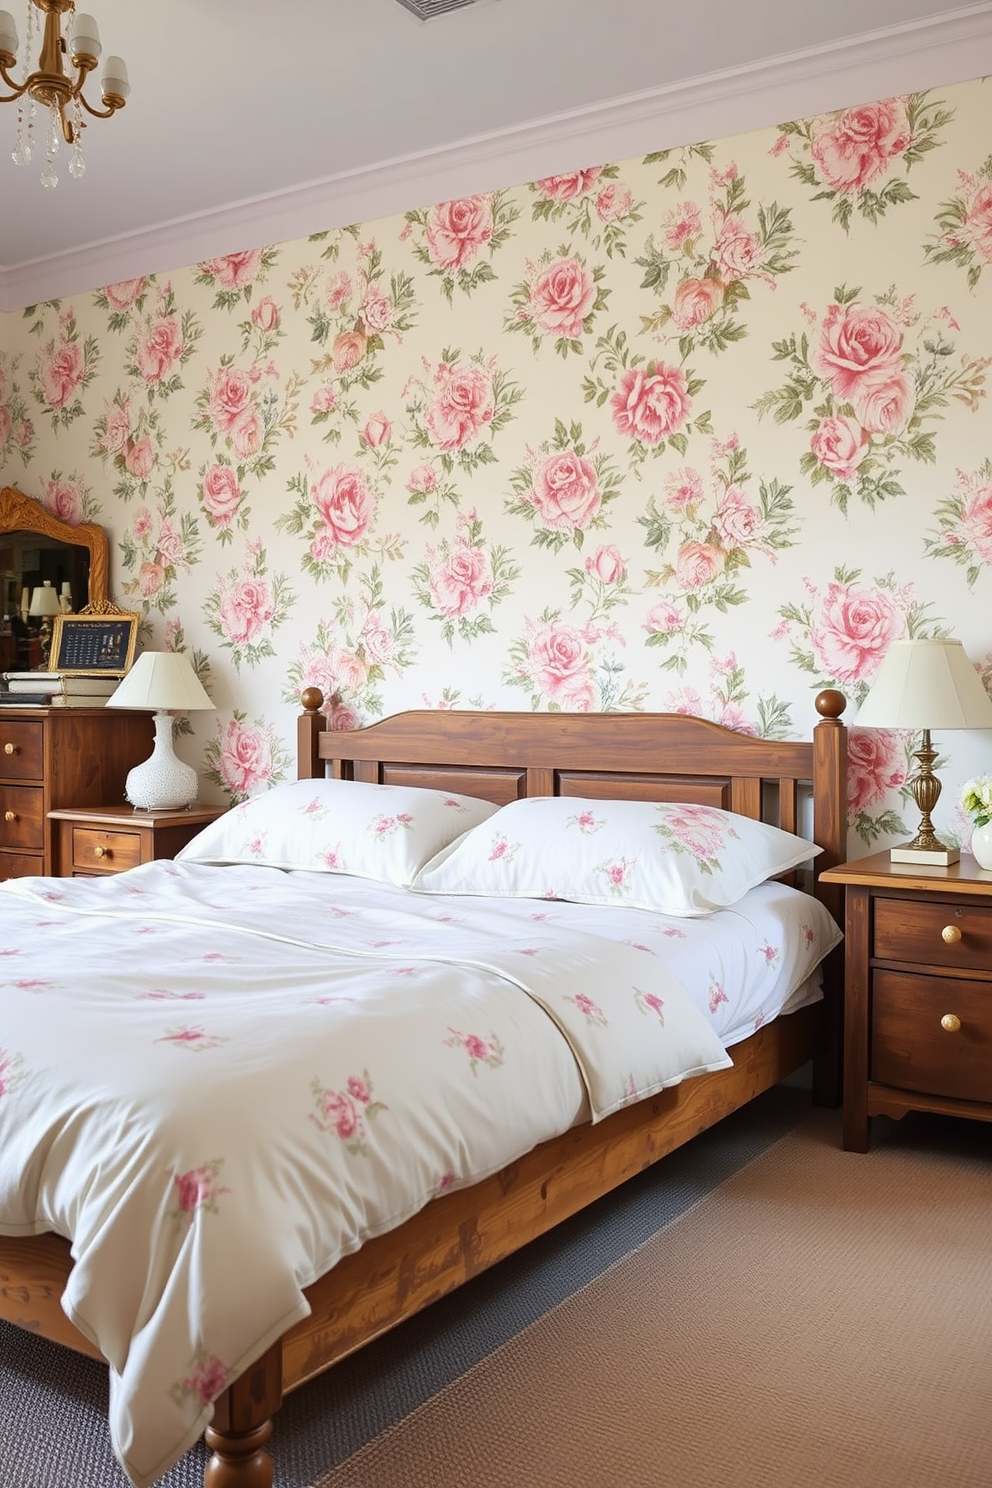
[70,827,143,874]
[874,897,992,974]
[0,785,45,849]
[0,719,44,781]
[0,850,44,879]
[872,969,992,1103]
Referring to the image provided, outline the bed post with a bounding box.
[811,687,848,1109]
[204,1340,282,1487]
[297,688,326,780]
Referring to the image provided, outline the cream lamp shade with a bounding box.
[855,639,992,864]
[107,652,215,810]
[28,580,61,618]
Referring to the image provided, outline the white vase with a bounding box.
[970,820,992,871]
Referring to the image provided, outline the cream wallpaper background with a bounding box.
[2,73,992,855]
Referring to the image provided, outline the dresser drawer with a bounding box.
[874,896,992,975]
[0,785,45,850]
[0,719,44,781]
[0,850,44,880]
[70,827,143,875]
[872,969,992,1102]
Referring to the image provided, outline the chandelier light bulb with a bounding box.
[0,1,129,186]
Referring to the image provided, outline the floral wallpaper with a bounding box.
[2,74,992,857]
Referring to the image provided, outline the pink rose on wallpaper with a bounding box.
[157,520,186,568]
[530,451,601,531]
[526,621,594,708]
[661,201,701,252]
[712,216,761,281]
[361,613,394,667]
[135,318,184,383]
[425,365,494,450]
[528,256,596,339]
[961,183,992,262]
[219,578,275,645]
[103,277,145,309]
[675,541,723,590]
[406,464,437,494]
[610,364,690,445]
[102,401,131,455]
[536,167,603,201]
[585,545,625,584]
[644,599,683,636]
[0,405,10,449]
[814,303,904,403]
[125,437,154,479]
[714,488,763,548]
[332,330,367,372]
[230,410,262,459]
[325,272,351,310]
[40,341,84,408]
[664,467,704,512]
[428,544,494,617]
[362,412,391,448]
[810,415,870,481]
[670,277,722,330]
[851,370,914,436]
[810,580,904,684]
[202,465,242,526]
[217,719,274,796]
[202,249,263,288]
[251,296,279,332]
[328,701,361,731]
[596,183,633,221]
[425,195,494,269]
[311,465,374,550]
[810,99,911,193]
[133,506,154,540]
[207,366,254,435]
[848,728,906,814]
[961,480,992,562]
[138,561,165,597]
[360,285,392,335]
[310,385,336,414]
[331,648,369,692]
[43,477,84,524]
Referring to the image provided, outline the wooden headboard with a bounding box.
[297,688,848,908]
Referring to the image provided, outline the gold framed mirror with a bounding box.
[0,486,112,673]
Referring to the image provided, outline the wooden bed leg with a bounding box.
[204,1340,282,1488]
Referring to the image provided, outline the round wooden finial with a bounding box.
[300,687,324,712]
[814,688,846,720]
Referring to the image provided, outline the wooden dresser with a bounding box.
[0,706,154,879]
[820,851,992,1150]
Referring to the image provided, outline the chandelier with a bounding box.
[0,1,128,187]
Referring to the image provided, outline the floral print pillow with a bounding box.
[414,796,821,916]
[175,778,498,886]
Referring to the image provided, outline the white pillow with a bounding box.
[176,778,499,887]
[414,795,821,916]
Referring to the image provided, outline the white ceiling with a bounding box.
[2,0,992,310]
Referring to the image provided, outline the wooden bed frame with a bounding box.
[0,691,847,1487]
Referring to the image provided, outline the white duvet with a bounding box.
[0,863,838,1486]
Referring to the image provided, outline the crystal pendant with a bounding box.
[12,138,32,166]
[68,148,85,179]
[40,163,58,188]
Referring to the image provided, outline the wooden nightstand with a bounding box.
[820,851,992,1151]
[48,804,227,877]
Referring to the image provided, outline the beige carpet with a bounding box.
[314,1110,991,1488]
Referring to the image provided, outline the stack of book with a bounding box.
[0,671,122,707]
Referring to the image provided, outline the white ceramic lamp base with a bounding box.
[124,711,199,811]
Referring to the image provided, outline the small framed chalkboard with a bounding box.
[51,613,140,676]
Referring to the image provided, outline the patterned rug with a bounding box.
[2,1077,813,1487]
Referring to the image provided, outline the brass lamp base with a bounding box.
[891,727,959,865]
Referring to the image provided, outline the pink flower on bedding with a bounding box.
[309,1071,387,1153]
[155,1025,229,1052]
[444,1028,505,1074]
[142,990,206,1001]
[488,833,518,863]
[654,804,736,869]
[758,942,781,968]
[802,924,817,949]
[434,1171,458,1196]
[568,991,608,1027]
[302,795,329,819]
[13,979,52,992]
[634,988,665,1022]
[0,948,20,956]
[170,1160,230,1225]
[0,1048,24,1100]
[709,977,729,1014]
[568,809,604,834]
[170,1348,229,1409]
[598,856,635,895]
[369,812,413,837]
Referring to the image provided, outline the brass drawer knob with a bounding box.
[4,810,15,822]
[941,924,962,944]
[93,845,108,858]
[940,1013,962,1033]
[3,742,14,755]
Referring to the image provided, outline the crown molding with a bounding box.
[2,4,992,312]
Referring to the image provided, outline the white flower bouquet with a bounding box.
[960,774,992,830]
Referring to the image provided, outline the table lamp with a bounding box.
[28,580,61,668]
[855,638,992,864]
[106,652,215,810]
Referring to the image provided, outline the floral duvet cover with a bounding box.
[0,860,738,1487]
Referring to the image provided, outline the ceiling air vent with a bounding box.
[394,0,488,18]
